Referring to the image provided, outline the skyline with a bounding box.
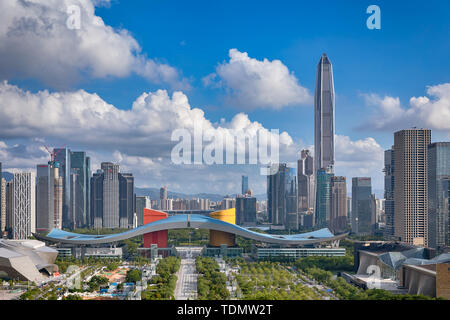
[0,1,449,195]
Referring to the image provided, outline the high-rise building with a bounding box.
[241,176,249,195]
[85,156,91,227]
[0,162,2,232]
[393,129,431,246]
[91,163,134,229]
[70,151,90,228]
[298,149,315,214]
[427,142,450,249]
[160,186,167,201]
[267,164,298,227]
[91,162,120,228]
[1,178,5,234]
[102,162,120,228]
[91,170,104,229]
[330,176,347,234]
[69,171,77,229]
[8,172,35,239]
[384,147,395,239]
[54,148,72,229]
[314,53,335,174]
[236,194,257,226]
[135,196,151,226]
[315,168,333,228]
[347,197,352,227]
[119,173,134,228]
[352,177,374,235]
[36,162,63,232]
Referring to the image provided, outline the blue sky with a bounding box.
[90,0,450,144]
[0,0,449,195]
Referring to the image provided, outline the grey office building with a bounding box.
[9,172,35,239]
[36,163,63,232]
[393,129,431,247]
[384,148,395,239]
[427,142,450,249]
[91,163,134,229]
[298,149,315,213]
[91,170,104,229]
[352,177,374,235]
[330,176,347,234]
[119,173,134,228]
[236,196,257,226]
[267,164,298,228]
[102,162,119,228]
[314,53,335,174]
[54,148,71,229]
[70,151,91,228]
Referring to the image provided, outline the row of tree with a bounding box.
[234,260,320,300]
[196,257,230,300]
[141,256,181,300]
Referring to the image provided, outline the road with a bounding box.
[174,247,202,300]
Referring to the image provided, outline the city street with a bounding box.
[174,247,202,300]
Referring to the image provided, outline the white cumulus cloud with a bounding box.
[204,49,312,110]
[361,83,450,132]
[0,0,187,88]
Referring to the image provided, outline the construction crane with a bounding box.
[43,145,66,163]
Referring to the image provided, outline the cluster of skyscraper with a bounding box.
[0,149,137,239]
[267,54,378,235]
[384,131,449,249]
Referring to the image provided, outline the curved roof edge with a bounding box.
[34,214,347,246]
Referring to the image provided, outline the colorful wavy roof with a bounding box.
[36,214,346,246]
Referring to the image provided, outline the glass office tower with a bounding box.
[428,142,450,248]
[267,164,298,227]
[352,177,373,235]
[315,168,333,228]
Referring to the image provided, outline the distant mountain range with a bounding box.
[135,187,267,202]
[1,171,382,200]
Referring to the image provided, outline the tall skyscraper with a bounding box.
[383,147,395,239]
[71,151,89,228]
[352,177,373,235]
[0,162,2,232]
[1,177,5,234]
[90,162,134,229]
[393,129,431,246]
[119,173,134,228]
[54,148,72,229]
[101,162,119,228]
[36,162,63,232]
[91,169,104,229]
[135,196,151,226]
[9,172,35,239]
[314,53,335,174]
[241,175,249,195]
[427,142,450,249]
[267,164,298,227]
[85,156,91,227]
[315,168,333,228]
[330,176,347,234]
[298,149,315,213]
